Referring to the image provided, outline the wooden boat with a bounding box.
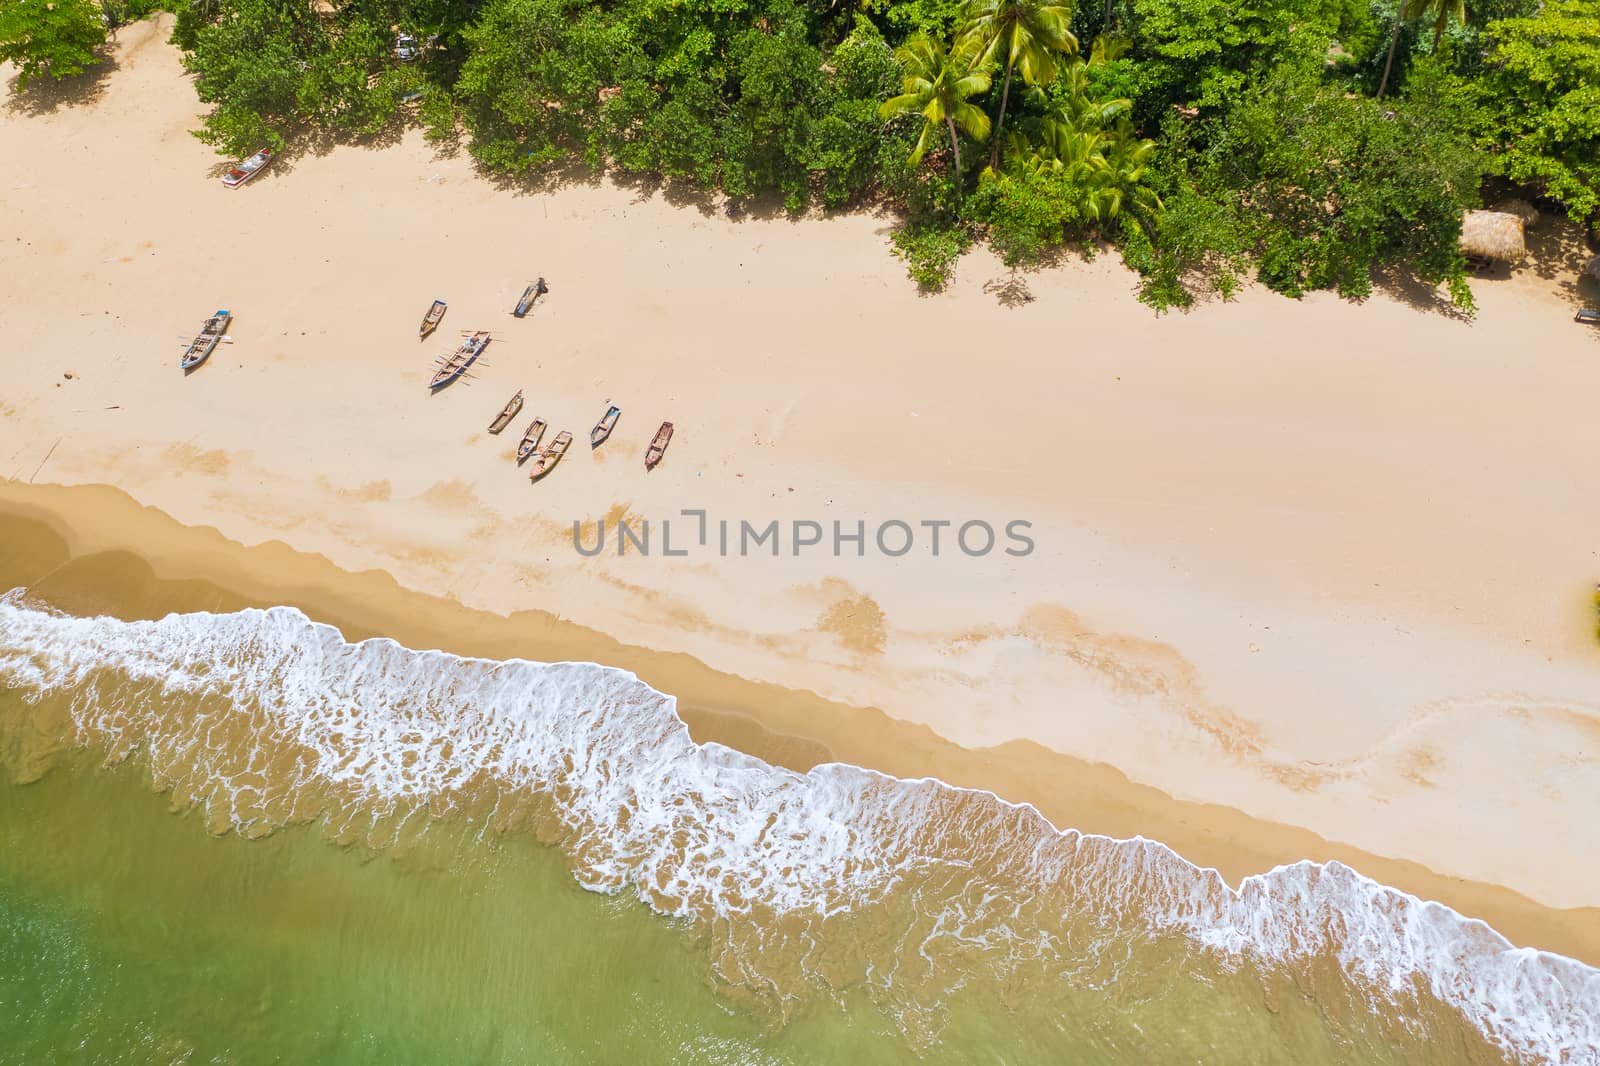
[488,390,524,434]
[181,309,231,371]
[221,148,274,188]
[429,330,490,390]
[1578,308,1600,325]
[419,299,448,340]
[515,418,547,464]
[528,430,572,482]
[589,405,620,449]
[512,277,549,318]
[644,421,673,470]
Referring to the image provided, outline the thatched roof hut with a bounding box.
[1460,210,1527,262]
[1498,199,1540,228]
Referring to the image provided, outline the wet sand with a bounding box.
[4,15,1600,966]
[5,484,1598,969]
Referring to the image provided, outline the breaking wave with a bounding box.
[0,594,1594,1063]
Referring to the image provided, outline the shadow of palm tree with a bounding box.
[984,272,1035,308]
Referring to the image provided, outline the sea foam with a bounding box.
[0,594,1594,1063]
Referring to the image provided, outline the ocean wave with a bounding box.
[0,593,1594,1063]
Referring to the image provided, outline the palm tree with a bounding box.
[879,34,993,192]
[1045,59,1130,132]
[1377,0,1466,97]
[1088,126,1162,229]
[957,0,1078,171]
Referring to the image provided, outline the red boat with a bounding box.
[222,148,274,188]
[645,421,673,470]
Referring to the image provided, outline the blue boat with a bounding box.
[181,310,231,372]
[429,330,490,390]
[512,278,548,318]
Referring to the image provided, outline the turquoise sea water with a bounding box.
[0,579,1591,1064]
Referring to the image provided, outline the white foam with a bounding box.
[0,594,1594,1062]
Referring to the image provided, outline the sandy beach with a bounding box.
[4,12,1600,969]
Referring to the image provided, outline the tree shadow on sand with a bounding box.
[192,104,434,182]
[4,52,119,117]
[609,171,799,223]
[1370,266,1474,322]
[472,154,605,198]
[1513,215,1599,313]
[983,272,1035,308]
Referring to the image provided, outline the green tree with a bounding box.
[878,33,992,192]
[1123,0,1328,113]
[722,17,827,206]
[956,0,1078,170]
[0,0,106,92]
[1211,60,1483,303]
[1478,0,1600,219]
[1377,0,1465,97]
[182,0,330,154]
[977,55,1160,264]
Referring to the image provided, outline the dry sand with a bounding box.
[4,18,1600,956]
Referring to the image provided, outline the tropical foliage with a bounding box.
[1475,0,1600,220]
[0,0,106,91]
[879,33,992,189]
[4,0,1595,310]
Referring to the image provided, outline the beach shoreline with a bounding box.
[5,481,1599,970]
[4,14,1600,971]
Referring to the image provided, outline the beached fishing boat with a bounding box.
[644,421,673,470]
[488,390,524,434]
[429,330,490,390]
[590,405,620,449]
[181,310,231,371]
[419,299,448,340]
[221,148,274,188]
[528,431,572,482]
[512,278,548,318]
[515,418,547,464]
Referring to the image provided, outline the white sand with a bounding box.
[4,17,1599,917]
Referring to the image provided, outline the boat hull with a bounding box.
[221,149,273,188]
[429,333,489,390]
[181,338,219,372]
[181,310,231,372]
[419,300,448,340]
[645,422,673,470]
[529,431,572,481]
[512,287,535,318]
[516,420,547,464]
[488,392,524,434]
[512,278,547,318]
[589,406,621,449]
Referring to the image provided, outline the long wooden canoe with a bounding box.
[512,277,548,318]
[182,309,231,372]
[515,418,547,464]
[419,299,448,340]
[488,389,524,434]
[528,430,572,482]
[590,405,620,449]
[644,421,673,470]
[429,330,489,390]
